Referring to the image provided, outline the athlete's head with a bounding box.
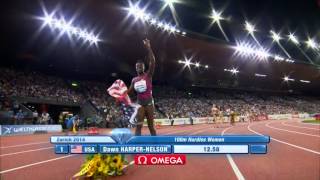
[136,60,145,75]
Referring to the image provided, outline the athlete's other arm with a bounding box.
[143,38,155,77]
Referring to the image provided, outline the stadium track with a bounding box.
[0,120,319,180]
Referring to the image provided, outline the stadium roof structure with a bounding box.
[0,0,319,94]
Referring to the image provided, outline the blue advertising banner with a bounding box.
[0,125,62,136]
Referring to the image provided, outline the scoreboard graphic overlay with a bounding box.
[51,135,270,154]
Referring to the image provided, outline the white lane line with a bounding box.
[222,126,234,136]
[122,160,135,169]
[266,122,320,138]
[123,125,215,170]
[248,123,320,155]
[226,154,245,180]
[0,141,49,149]
[0,147,54,157]
[1,125,208,174]
[0,155,76,174]
[221,126,246,180]
[282,121,320,131]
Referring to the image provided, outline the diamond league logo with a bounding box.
[111,128,133,144]
[3,127,13,135]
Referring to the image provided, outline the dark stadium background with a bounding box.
[0,0,319,95]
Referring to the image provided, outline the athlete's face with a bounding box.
[136,62,145,74]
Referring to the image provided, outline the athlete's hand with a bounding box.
[143,38,151,49]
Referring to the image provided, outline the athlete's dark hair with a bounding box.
[136,60,144,64]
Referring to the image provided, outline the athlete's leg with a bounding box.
[135,107,145,136]
[145,105,156,136]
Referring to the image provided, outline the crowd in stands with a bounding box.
[0,67,319,125]
[0,68,83,103]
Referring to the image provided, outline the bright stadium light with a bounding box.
[169,26,176,33]
[270,31,281,42]
[255,73,267,77]
[150,19,157,25]
[245,21,256,34]
[163,0,176,6]
[235,42,270,59]
[185,59,191,67]
[211,9,223,23]
[210,8,229,41]
[41,14,100,44]
[205,65,209,69]
[288,33,299,44]
[285,59,294,63]
[182,31,186,35]
[164,23,170,31]
[142,13,151,21]
[283,76,294,82]
[231,68,239,74]
[128,5,139,16]
[306,38,317,49]
[256,49,270,59]
[274,55,285,61]
[157,22,164,28]
[126,3,183,36]
[195,62,200,67]
[43,15,54,25]
[223,68,239,74]
[300,80,311,83]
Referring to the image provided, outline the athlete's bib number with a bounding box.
[134,80,147,93]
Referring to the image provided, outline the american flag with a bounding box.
[107,79,131,105]
[70,145,83,153]
[107,79,139,126]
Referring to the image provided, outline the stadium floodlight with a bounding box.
[230,68,239,75]
[43,15,53,25]
[300,80,311,83]
[128,5,139,16]
[256,49,270,59]
[235,42,255,55]
[285,59,294,63]
[288,33,299,44]
[41,14,100,44]
[182,31,186,35]
[169,26,176,33]
[306,38,317,49]
[270,31,281,42]
[255,73,267,77]
[143,13,151,21]
[163,0,176,6]
[128,4,146,20]
[178,60,183,64]
[283,76,294,82]
[150,19,157,25]
[71,27,79,35]
[205,65,209,68]
[164,23,170,31]
[195,62,200,67]
[185,59,191,67]
[211,9,223,23]
[274,55,285,61]
[245,21,256,34]
[157,22,164,28]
